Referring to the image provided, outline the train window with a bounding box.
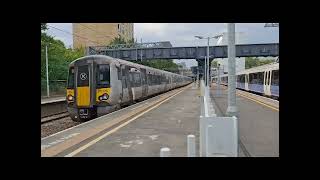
[117,67,121,80]
[250,72,263,84]
[269,71,272,85]
[77,65,89,87]
[147,74,152,85]
[67,67,74,88]
[271,70,279,86]
[256,72,262,84]
[134,73,141,87]
[240,75,245,83]
[96,64,110,88]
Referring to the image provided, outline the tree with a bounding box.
[136,59,180,73]
[245,57,275,69]
[41,23,47,31]
[108,35,127,46]
[108,36,180,73]
[41,26,85,94]
[212,61,218,68]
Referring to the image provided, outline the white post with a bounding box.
[207,37,210,87]
[140,38,143,61]
[45,45,50,97]
[160,147,170,157]
[204,56,206,86]
[187,135,196,157]
[217,64,220,97]
[136,40,138,61]
[226,23,238,117]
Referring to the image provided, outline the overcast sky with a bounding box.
[46,23,279,68]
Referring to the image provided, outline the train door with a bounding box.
[140,68,148,97]
[76,64,91,108]
[263,71,267,94]
[245,74,249,90]
[116,65,123,103]
[121,65,129,103]
[265,70,272,96]
[263,71,271,96]
[126,66,133,102]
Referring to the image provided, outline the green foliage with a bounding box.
[245,57,275,69]
[108,36,136,48]
[41,23,47,31]
[212,61,218,68]
[41,31,84,82]
[136,59,180,73]
[108,36,180,73]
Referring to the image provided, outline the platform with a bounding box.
[41,84,200,157]
[41,96,66,105]
[41,82,279,157]
[209,83,279,157]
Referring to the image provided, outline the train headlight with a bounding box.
[67,95,74,101]
[99,93,109,101]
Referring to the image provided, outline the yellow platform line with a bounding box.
[237,93,279,111]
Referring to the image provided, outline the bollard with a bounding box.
[187,135,196,157]
[160,147,170,157]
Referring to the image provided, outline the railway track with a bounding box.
[41,112,81,138]
[41,112,69,124]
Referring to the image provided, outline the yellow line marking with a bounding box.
[237,93,279,111]
[64,87,187,157]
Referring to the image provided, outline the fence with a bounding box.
[41,80,67,98]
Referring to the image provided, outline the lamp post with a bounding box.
[140,38,143,61]
[195,35,223,87]
[45,44,50,97]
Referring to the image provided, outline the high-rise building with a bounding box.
[72,23,134,49]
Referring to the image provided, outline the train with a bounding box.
[66,55,193,122]
[212,62,279,99]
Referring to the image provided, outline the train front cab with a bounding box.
[66,60,112,122]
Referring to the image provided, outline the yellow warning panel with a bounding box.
[77,86,90,106]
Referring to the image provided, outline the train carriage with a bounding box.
[66,55,192,122]
[212,62,279,99]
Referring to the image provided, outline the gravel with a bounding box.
[41,117,82,138]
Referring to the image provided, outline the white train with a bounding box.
[66,55,192,122]
[212,62,279,98]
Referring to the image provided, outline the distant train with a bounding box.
[66,55,192,122]
[212,62,279,98]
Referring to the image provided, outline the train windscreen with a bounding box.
[67,67,74,88]
[96,64,110,88]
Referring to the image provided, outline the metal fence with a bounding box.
[41,80,67,98]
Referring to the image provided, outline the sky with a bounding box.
[46,23,279,68]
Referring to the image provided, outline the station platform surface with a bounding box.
[209,83,279,157]
[41,83,279,157]
[41,84,200,157]
[41,96,66,104]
